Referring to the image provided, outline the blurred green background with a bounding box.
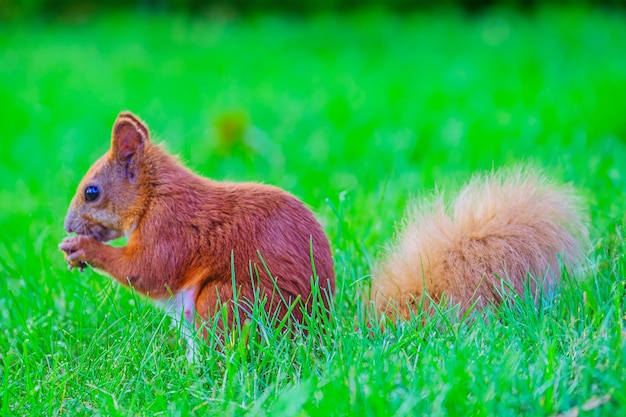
[2,1,625,242]
[1,1,626,414]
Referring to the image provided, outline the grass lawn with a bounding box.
[1,5,626,416]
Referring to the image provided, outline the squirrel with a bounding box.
[59,112,335,335]
[60,112,589,336]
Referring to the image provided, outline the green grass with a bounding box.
[1,5,626,416]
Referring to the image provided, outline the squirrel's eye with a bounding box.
[84,185,100,202]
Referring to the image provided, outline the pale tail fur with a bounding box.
[373,166,589,318]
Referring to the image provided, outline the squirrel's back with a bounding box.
[373,167,589,318]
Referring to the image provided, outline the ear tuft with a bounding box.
[111,112,149,162]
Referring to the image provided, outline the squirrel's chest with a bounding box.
[154,288,198,361]
[154,288,197,327]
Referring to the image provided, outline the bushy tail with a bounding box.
[372,166,589,318]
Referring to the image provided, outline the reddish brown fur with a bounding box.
[372,167,589,319]
[60,112,334,328]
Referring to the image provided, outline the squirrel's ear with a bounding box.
[111,112,149,164]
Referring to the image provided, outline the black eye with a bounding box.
[84,185,100,202]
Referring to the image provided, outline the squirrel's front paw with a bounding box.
[59,235,98,272]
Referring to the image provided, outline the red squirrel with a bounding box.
[59,112,334,333]
[60,112,589,333]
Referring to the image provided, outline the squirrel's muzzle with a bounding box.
[63,207,122,243]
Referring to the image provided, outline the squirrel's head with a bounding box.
[64,112,151,242]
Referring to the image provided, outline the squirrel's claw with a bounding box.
[66,259,87,273]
